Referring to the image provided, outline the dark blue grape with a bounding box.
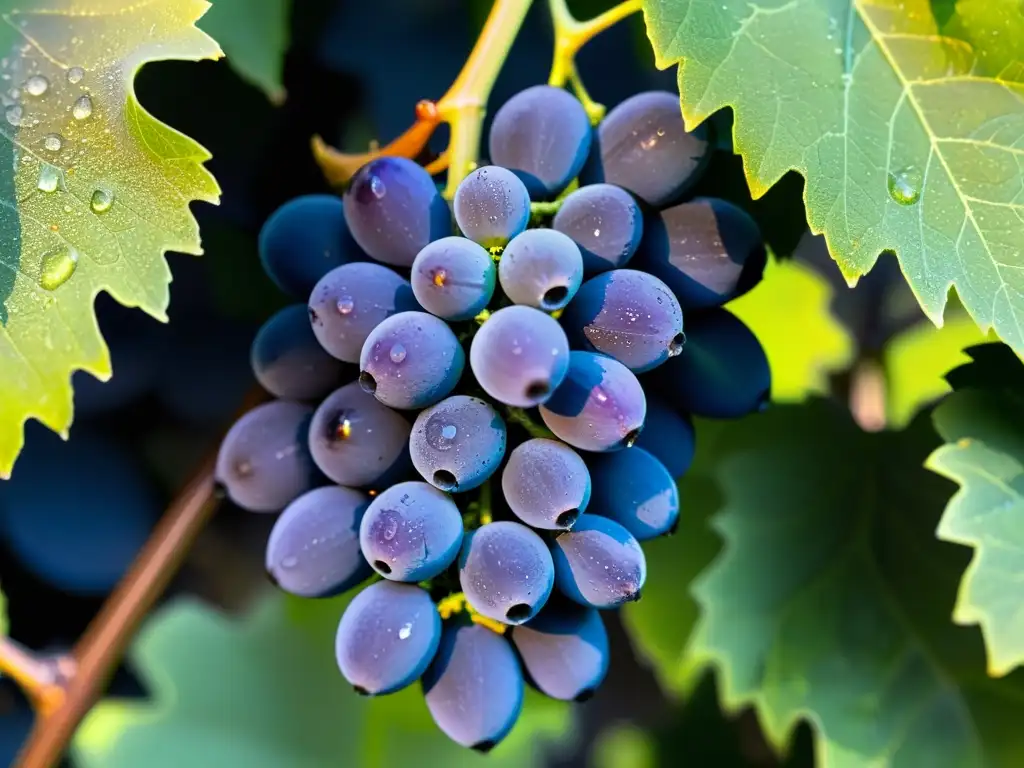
[550,515,646,608]
[359,311,465,410]
[335,580,441,695]
[343,156,451,267]
[581,91,710,207]
[488,85,592,200]
[423,623,524,751]
[634,394,696,479]
[636,197,766,310]
[587,447,679,540]
[216,401,319,513]
[459,521,555,625]
[498,229,584,311]
[258,194,366,299]
[359,481,463,581]
[309,382,412,488]
[266,485,372,597]
[561,269,684,373]
[309,262,419,363]
[650,307,770,418]
[510,600,609,701]
[501,438,590,530]
[410,396,506,493]
[410,237,496,321]
[251,304,349,401]
[552,183,643,275]
[453,166,531,248]
[469,305,570,407]
[538,351,646,452]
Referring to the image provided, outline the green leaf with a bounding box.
[926,343,1024,677]
[198,0,290,102]
[73,592,570,768]
[950,0,1024,79]
[683,401,1024,766]
[641,0,1024,358]
[0,0,222,478]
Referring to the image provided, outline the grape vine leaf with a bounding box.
[641,0,1024,358]
[0,0,222,478]
[197,0,290,102]
[73,593,569,768]
[926,343,1024,677]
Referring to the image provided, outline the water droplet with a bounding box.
[432,268,447,287]
[382,515,398,540]
[389,343,407,363]
[72,94,92,120]
[887,166,922,205]
[281,556,298,569]
[66,66,84,85]
[441,424,457,440]
[24,75,48,96]
[42,133,62,152]
[592,228,601,237]
[370,175,386,199]
[5,105,22,126]
[9,87,20,100]
[37,164,62,193]
[90,188,113,214]
[398,622,412,640]
[38,245,78,290]
[337,295,354,314]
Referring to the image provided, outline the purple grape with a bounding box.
[251,304,349,401]
[581,91,710,207]
[308,262,419,363]
[550,515,646,608]
[633,394,696,479]
[469,305,570,407]
[498,228,584,311]
[359,311,465,410]
[216,401,319,513]
[488,85,592,200]
[423,623,524,751]
[510,600,609,701]
[636,197,767,310]
[552,183,643,275]
[265,485,372,597]
[336,581,441,695]
[410,396,507,493]
[501,438,590,530]
[453,166,531,248]
[308,382,412,488]
[359,481,463,581]
[342,156,451,267]
[410,237,496,321]
[587,447,679,540]
[561,269,684,373]
[538,351,647,452]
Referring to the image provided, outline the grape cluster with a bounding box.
[217,85,770,751]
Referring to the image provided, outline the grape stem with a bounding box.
[504,407,557,440]
[0,639,75,717]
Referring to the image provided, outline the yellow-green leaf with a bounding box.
[641,0,1024,358]
[0,0,222,477]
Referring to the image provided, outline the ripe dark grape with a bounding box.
[309,262,419,363]
[501,438,590,530]
[258,194,366,299]
[410,396,507,492]
[550,515,646,608]
[359,481,463,581]
[423,623,524,751]
[488,85,592,200]
[459,521,555,625]
[581,91,710,207]
[308,382,412,488]
[251,304,348,401]
[634,394,696,479]
[510,600,609,701]
[498,228,584,311]
[410,237,496,321]
[552,183,643,275]
[215,401,319,513]
[469,305,570,407]
[539,351,647,452]
[587,447,679,540]
[265,485,372,597]
[636,197,766,310]
[651,308,770,418]
[342,156,450,267]
[453,165,531,248]
[335,581,441,695]
[561,269,684,373]
[359,311,465,410]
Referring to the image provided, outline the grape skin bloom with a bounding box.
[501,438,590,530]
[251,304,348,401]
[410,395,507,493]
[552,183,643,275]
[550,514,647,608]
[498,228,584,312]
[453,165,531,248]
[410,237,496,322]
